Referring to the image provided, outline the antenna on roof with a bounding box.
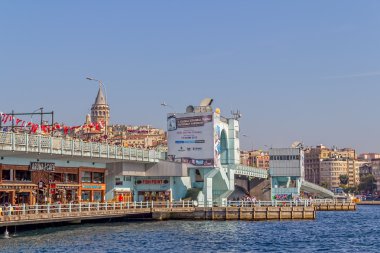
[231,110,242,120]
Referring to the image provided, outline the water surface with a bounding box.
[0,205,379,252]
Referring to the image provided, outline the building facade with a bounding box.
[0,158,106,205]
[269,148,304,200]
[304,145,356,185]
[320,158,364,189]
[240,150,269,169]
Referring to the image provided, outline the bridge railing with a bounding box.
[0,131,164,162]
[0,201,195,217]
[228,164,269,179]
[208,199,351,208]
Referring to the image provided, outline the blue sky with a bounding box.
[1,1,380,153]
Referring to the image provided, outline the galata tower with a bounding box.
[91,86,110,127]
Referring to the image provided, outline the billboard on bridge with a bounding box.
[167,112,215,166]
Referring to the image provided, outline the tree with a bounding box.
[339,174,349,185]
[359,175,377,193]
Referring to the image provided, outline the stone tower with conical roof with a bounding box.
[91,86,110,127]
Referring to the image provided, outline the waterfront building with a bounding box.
[369,159,380,190]
[358,153,380,161]
[319,158,364,189]
[0,158,106,205]
[240,151,251,166]
[166,99,241,205]
[304,145,356,185]
[240,150,270,169]
[359,163,372,178]
[269,148,304,200]
[105,161,188,202]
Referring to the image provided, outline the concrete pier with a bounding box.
[314,203,356,211]
[152,206,316,221]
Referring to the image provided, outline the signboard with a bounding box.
[30,162,55,172]
[82,184,105,190]
[136,179,169,185]
[167,112,215,166]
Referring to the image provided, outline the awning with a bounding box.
[113,188,131,192]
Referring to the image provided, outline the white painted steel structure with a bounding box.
[229,164,268,179]
[0,132,165,163]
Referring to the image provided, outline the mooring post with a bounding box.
[4,227,10,239]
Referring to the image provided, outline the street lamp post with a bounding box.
[30,107,44,134]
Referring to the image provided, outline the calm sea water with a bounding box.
[0,205,379,253]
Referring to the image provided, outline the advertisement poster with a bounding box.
[167,112,215,166]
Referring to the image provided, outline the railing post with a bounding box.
[61,138,64,155]
[182,200,185,208]
[25,133,29,152]
[47,203,50,214]
[11,132,15,151]
[80,140,83,156]
[50,137,53,154]
[151,201,154,209]
[134,201,136,209]
[35,203,39,214]
[97,202,100,211]
[166,201,169,209]
[69,202,72,213]
[37,135,42,153]
[120,202,122,210]
[59,203,62,213]
[127,202,130,209]
[105,202,108,211]
[113,202,116,210]
[22,204,26,215]
[71,139,74,156]
[79,203,82,212]
[88,203,91,212]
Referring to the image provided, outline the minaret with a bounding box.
[91,86,110,127]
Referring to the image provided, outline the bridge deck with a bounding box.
[0,131,165,163]
[229,164,268,179]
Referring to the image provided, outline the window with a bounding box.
[81,191,91,201]
[81,171,92,183]
[123,176,131,181]
[52,173,63,182]
[93,191,102,202]
[66,173,78,183]
[93,172,104,183]
[1,170,11,181]
[15,170,31,182]
[115,177,123,186]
